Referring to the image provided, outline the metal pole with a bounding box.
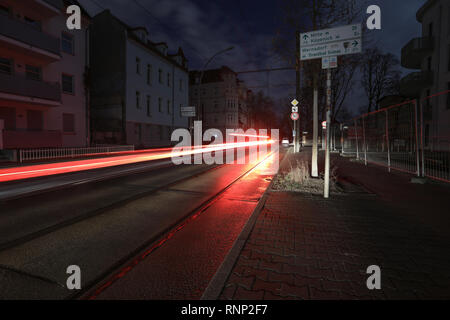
[355,119,359,160]
[386,110,391,173]
[363,117,367,166]
[295,31,301,153]
[340,124,344,154]
[414,99,421,177]
[419,99,425,177]
[324,68,331,198]
[312,86,319,177]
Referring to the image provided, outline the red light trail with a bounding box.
[228,133,270,139]
[0,140,275,183]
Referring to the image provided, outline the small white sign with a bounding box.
[322,56,338,69]
[292,106,299,113]
[181,106,196,113]
[322,121,327,129]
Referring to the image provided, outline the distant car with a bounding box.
[281,138,290,147]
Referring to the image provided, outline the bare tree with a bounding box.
[272,0,365,122]
[361,48,401,113]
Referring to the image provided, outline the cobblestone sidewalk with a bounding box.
[218,150,450,300]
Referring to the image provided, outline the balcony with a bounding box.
[2,129,62,149]
[399,71,433,97]
[0,14,61,62]
[401,37,434,69]
[0,72,61,105]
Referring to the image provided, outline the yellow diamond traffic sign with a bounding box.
[291,99,299,106]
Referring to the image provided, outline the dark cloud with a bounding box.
[79,0,428,112]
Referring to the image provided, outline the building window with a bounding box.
[27,110,43,131]
[147,64,152,85]
[136,57,141,74]
[447,83,450,109]
[167,100,171,114]
[448,44,450,72]
[159,69,163,83]
[136,91,141,109]
[26,65,41,81]
[158,97,162,112]
[0,57,13,74]
[0,107,16,129]
[63,113,75,133]
[0,4,10,16]
[135,123,142,141]
[61,32,74,55]
[167,72,171,87]
[147,95,151,116]
[62,74,74,94]
[157,125,162,140]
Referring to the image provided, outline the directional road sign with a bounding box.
[292,106,298,113]
[301,38,361,61]
[300,24,361,46]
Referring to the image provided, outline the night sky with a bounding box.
[79,0,426,114]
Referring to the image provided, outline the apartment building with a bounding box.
[89,10,189,148]
[189,66,249,135]
[400,0,450,147]
[0,0,90,149]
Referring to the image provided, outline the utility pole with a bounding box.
[324,68,332,198]
[311,0,319,177]
[295,31,301,153]
[312,81,319,177]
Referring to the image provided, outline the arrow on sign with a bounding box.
[303,34,309,40]
[352,40,359,47]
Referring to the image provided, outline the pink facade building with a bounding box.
[0,0,90,150]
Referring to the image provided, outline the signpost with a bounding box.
[301,39,361,61]
[300,23,361,46]
[300,23,362,199]
[291,99,300,152]
[181,106,196,118]
[322,56,338,69]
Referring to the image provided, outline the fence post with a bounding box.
[419,99,425,177]
[362,117,367,166]
[414,99,420,177]
[386,110,391,173]
[354,119,359,160]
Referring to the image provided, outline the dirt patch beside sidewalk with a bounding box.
[271,151,343,195]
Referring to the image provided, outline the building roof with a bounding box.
[94,10,188,71]
[417,0,437,22]
[63,0,91,18]
[189,66,236,85]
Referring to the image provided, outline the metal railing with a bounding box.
[338,90,450,183]
[19,145,135,163]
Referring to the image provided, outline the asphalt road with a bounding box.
[0,150,283,299]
